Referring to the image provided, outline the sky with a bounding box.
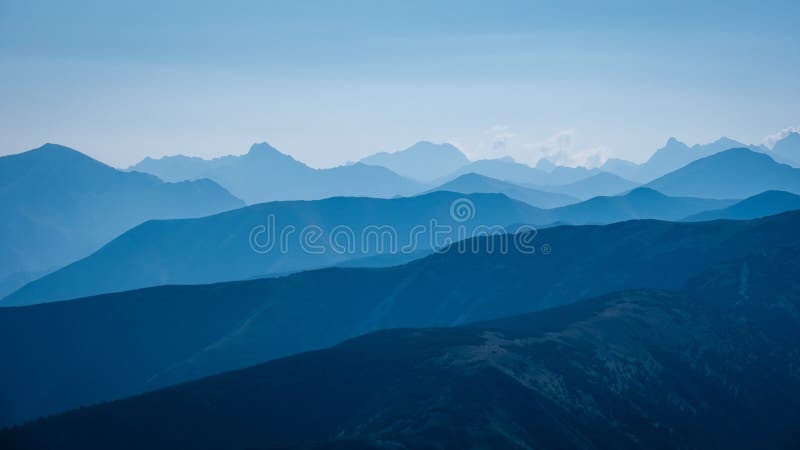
[0,0,798,168]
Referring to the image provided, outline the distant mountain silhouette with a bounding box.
[685,190,800,221]
[541,172,639,199]
[601,137,766,182]
[447,158,600,186]
[600,157,641,181]
[1,211,799,427]
[770,132,800,166]
[3,192,550,306]
[359,141,469,181]
[4,243,800,449]
[551,187,734,224]
[131,142,422,204]
[646,148,800,198]
[429,173,579,208]
[0,144,243,297]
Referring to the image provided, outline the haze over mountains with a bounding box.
[3,221,800,448]
[429,173,579,208]
[359,141,469,181]
[3,129,800,448]
[129,133,800,205]
[9,153,800,306]
[685,190,800,221]
[551,187,734,224]
[132,142,421,204]
[646,148,800,198]
[3,192,548,306]
[601,136,765,182]
[536,171,639,199]
[769,131,800,166]
[2,211,799,428]
[0,144,243,298]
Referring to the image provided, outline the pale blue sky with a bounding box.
[1,0,798,168]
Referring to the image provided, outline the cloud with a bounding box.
[469,126,608,169]
[762,125,800,149]
[526,130,608,169]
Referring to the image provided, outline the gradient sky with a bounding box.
[1,0,798,168]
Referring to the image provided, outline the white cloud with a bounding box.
[467,126,608,169]
[762,125,800,149]
[526,130,608,169]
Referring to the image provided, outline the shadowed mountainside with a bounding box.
[1,211,799,428]
[0,144,244,297]
[684,190,800,221]
[3,192,549,306]
[3,243,799,449]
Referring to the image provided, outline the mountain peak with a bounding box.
[247,142,281,155]
[359,141,469,181]
[535,158,556,172]
[625,186,666,198]
[663,137,689,149]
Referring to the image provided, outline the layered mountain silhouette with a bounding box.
[131,142,422,204]
[2,211,799,427]
[599,157,641,181]
[770,132,800,166]
[601,137,759,182]
[447,157,600,186]
[3,192,549,306]
[3,242,800,449]
[645,148,800,198]
[359,141,470,181]
[0,144,243,298]
[551,187,734,224]
[685,190,800,221]
[540,172,639,199]
[429,173,579,208]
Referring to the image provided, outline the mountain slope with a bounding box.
[541,172,639,199]
[685,190,800,221]
[600,137,765,183]
[770,132,800,166]
[1,211,799,427]
[4,244,800,449]
[645,148,800,198]
[359,141,469,181]
[131,142,422,203]
[447,158,599,186]
[3,192,550,306]
[551,187,733,224]
[429,173,579,208]
[0,144,243,296]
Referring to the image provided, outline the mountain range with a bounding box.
[769,131,800,166]
[0,144,243,298]
[2,211,799,428]
[358,141,470,181]
[3,239,799,449]
[429,173,579,208]
[10,166,800,307]
[131,142,421,204]
[551,187,734,224]
[645,148,800,198]
[684,190,800,221]
[601,134,800,182]
[535,172,640,199]
[2,192,549,306]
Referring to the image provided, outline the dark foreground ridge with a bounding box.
[2,211,800,428]
[3,244,800,449]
